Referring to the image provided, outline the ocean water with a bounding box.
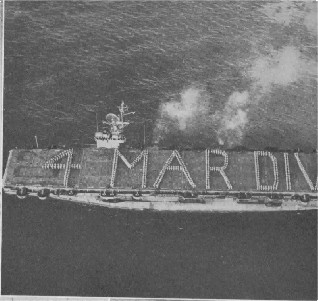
[2,195,317,299]
[3,1,317,158]
[2,1,317,298]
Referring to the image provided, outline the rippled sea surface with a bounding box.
[3,1,317,155]
[2,196,317,298]
[2,1,317,298]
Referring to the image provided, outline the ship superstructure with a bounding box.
[94,101,134,149]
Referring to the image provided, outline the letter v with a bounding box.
[294,153,318,191]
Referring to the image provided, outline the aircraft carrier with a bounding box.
[3,102,318,212]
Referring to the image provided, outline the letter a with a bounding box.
[153,150,195,189]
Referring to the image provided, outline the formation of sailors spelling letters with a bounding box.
[41,148,318,192]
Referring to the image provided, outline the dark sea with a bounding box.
[2,1,317,299]
[2,195,317,299]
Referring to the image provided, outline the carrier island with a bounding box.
[3,102,318,212]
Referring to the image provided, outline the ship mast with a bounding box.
[118,101,135,129]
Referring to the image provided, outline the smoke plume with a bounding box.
[162,87,204,131]
[153,86,212,145]
[249,45,316,91]
[214,91,249,147]
[154,86,250,147]
[153,2,317,149]
[260,2,317,35]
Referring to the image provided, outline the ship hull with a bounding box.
[4,189,317,212]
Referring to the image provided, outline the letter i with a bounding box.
[284,153,291,191]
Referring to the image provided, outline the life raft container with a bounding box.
[291,194,311,202]
[67,190,77,196]
[132,191,143,201]
[300,194,311,203]
[237,192,253,203]
[52,189,59,195]
[16,187,28,199]
[37,189,50,200]
[100,190,119,202]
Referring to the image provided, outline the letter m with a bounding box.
[110,149,148,188]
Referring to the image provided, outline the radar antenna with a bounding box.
[105,113,120,125]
